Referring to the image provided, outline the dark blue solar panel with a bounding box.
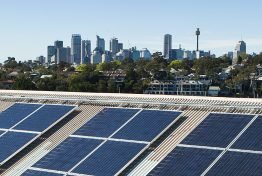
[181,113,253,148]
[112,110,181,141]
[0,103,41,129]
[33,137,102,171]
[73,108,139,137]
[0,130,4,136]
[232,116,262,151]
[206,151,262,176]
[14,105,75,132]
[22,170,63,176]
[148,147,221,176]
[0,132,37,164]
[73,141,146,176]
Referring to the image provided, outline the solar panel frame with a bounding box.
[0,103,42,129]
[112,109,183,142]
[206,151,262,176]
[0,131,38,165]
[14,104,77,132]
[32,137,103,171]
[180,113,254,148]
[109,109,183,175]
[147,146,222,176]
[231,116,262,151]
[73,107,141,138]
[113,109,183,176]
[71,140,147,176]
[0,103,77,166]
[28,107,183,176]
[22,169,64,176]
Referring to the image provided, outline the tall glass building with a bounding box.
[233,41,246,65]
[96,35,105,52]
[163,34,172,59]
[71,34,82,64]
[110,38,119,55]
[81,40,91,64]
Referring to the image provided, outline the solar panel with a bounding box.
[181,113,253,147]
[73,108,139,137]
[0,131,37,164]
[0,103,76,166]
[72,140,146,176]
[148,147,221,176]
[0,103,41,129]
[26,108,182,175]
[22,170,64,176]
[206,151,262,176]
[232,116,262,151]
[112,110,181,141]
[33,137,103,171]
[14,105,75,132]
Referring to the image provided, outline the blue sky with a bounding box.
[0,0,262,62]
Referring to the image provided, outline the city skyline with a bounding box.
[1,0,262,62]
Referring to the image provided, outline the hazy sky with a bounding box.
[0,0,262,62]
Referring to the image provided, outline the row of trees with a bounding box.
[2,52,262,97]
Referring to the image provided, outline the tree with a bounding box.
[97,80,107,92]
[168,60,183,70]
[13,74,35,90]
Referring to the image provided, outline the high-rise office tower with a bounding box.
[81,40,91,64]
[118,43,123,52]
[57,47,71,64]
[47,46,56,64]
[54,40,63,48]
[233,41,246,65]
[110,38,119,55]
[71,34,82,64]
[96,35,105,52]
[163,34,172,59]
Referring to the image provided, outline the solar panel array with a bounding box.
[27,108,182,176]
[148,113,262,176]
[0,103,76,165]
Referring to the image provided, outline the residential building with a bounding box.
[144,79,208,96]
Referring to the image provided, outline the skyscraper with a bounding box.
[233,41,246,65]
[81,40,91,64]
[54,40,63,48]
[163,34,172,59]
[71,34,82,64]
[57,47,71,64]
[118,43,123,52]
[110,38,119,55]
[96,35,105,53]
[47,46,56,64]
